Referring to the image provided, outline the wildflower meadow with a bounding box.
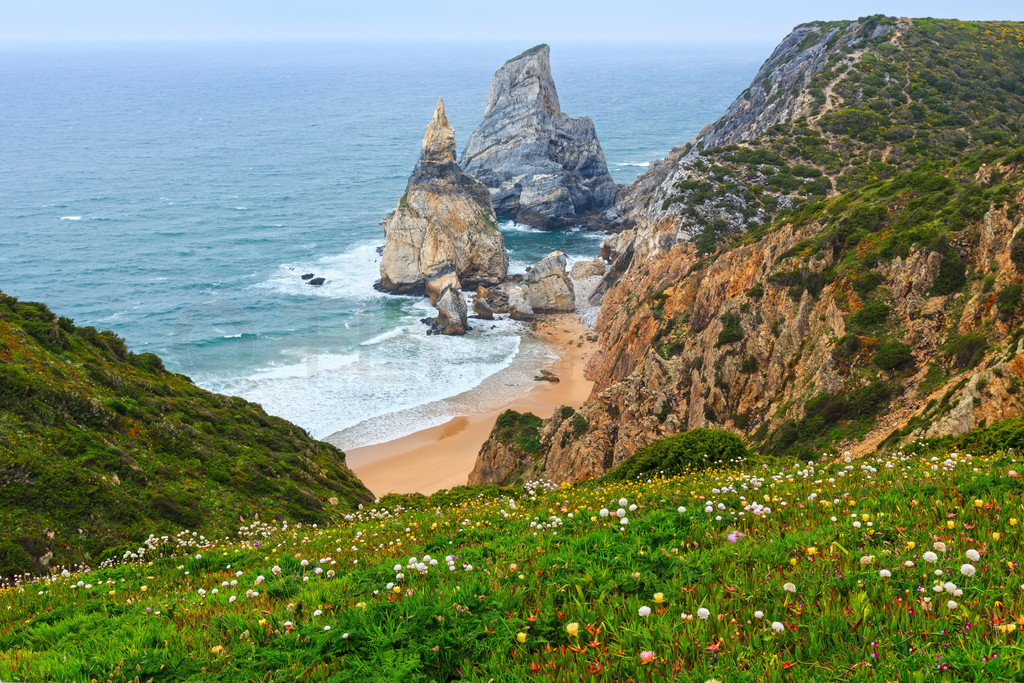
[1,444,1022,681]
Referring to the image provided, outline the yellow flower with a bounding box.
[993,532,1002,541]
[861,514,870,522]
[790,558,797,566]
[654,592,665,603]
[516,632,527,643]
[975,499,984,508]
[947,521,956,529]
[806,547,818,556]
[1011,518,1018,526]
[258,619,267,626]
[566,622,580,637]
[210,645,225,655]
[140,585,148,591]
[907,542,916,550]
[393,586,401,593]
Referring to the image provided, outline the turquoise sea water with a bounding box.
[0,42,766,445]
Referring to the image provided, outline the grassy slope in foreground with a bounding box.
[1,427,1022,681]
[0,291,372,577]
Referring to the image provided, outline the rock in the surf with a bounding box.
[434,285,469,335]
[379,97,508,294]
[460,45,620,230]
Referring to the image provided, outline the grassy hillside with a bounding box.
[0,291,372,578]
[1,426,1021,680]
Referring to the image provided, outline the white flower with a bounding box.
[324,625,331,631]
[783,582,796,593]
[966,549,980,562]
[944,582,957,594]
[933,542,946,552]
[754,610,764,619]
[229,596,237,603]
[677,506,687,514]
[342,632,349,639]
[879,569,891,578]
[771,621,784,633]
[860,555,874,566]
[638,606,651,618]
[629,504,638,512]
[853,521,862,528]
[599,508,609,517]
[620,518,629,525]
[697,607,711,620]
[960,564,976,578]
[616,508,626,518]
[313,609,322,616]
[923,551,938,563]
[301,559,309,567]
[947,600,958,610]
[904,560,915,567]
[619,498,628,507]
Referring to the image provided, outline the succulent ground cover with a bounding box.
[2,435,1021,681]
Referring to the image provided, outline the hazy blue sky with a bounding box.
[5,1,1022,44]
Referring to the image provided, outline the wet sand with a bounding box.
[344,313,595,497]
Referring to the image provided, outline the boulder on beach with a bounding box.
[570,258,606,280]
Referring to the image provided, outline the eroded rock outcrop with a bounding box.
[380,98,508,294]
[433,285,469,336]
[508,251,575,320]
[460,45,619,230]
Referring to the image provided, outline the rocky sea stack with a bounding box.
[460,45,619,230]
[379,98,508,294]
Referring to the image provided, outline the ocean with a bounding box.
[0,41,767,448]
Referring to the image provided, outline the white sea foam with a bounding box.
[257,242,386,301]
[618,161,651,167]
[500,220,545,233]
[60,216,82,221]
[359,327,407,346]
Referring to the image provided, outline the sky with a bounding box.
[4,0,1022,45]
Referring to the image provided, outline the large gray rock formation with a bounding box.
[508,251,575,319]
[380,98,508,294]
[460,45,619,230]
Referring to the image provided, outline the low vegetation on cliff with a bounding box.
[0,291,372,578]
[495,17,1024,484]
[2,428,1021,681]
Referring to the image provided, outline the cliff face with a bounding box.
[380,98,508,294]
[472,17,1024,485]
[460,45,620,230]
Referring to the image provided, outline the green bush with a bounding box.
[717,312,744,346]
[873,341,914,371]
[997,284,1023,320]
[605,429,750,482]
[944,332,988,369]
[1011,230,1024,271]
[493,410,544,456]
[849,301,891,331]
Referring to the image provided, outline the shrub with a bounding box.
[997,284,1023,320]
[873,341,914,371]
[605,429,750,482]
[931,250,967,295]
[717,312,744,346]
[852,272,884,297]
[1011,230,1024,271]
[944,333,988,369]
[833,333,862,359]
[849,301,891,331]
[493,410,544,456]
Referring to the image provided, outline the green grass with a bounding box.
[0,291,372,577]
[1,434,1022,681]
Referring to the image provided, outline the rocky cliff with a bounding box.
[472,17,1024,485]
[380,98,508,294]
[460,45,620,230]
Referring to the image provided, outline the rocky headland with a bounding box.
[460,44,620,230]
[471,17,1024,485]
[379,98,508,297]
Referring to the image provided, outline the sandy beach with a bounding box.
[343,313,596,497]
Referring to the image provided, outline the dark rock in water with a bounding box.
[376,245,385,256]
[307,277,326,286]
[460,44,620,230]
[535,369,560,383]
[301,273,315,280]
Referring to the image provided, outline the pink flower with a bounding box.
[640,650,655,664]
